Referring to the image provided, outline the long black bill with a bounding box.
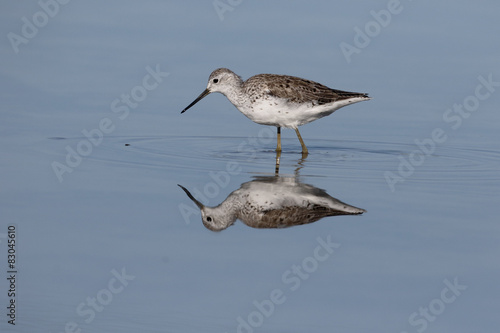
[181,89,210,114]
[178,184,204,209]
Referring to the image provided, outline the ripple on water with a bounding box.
[49,135,500,185]
[103,136,408,175]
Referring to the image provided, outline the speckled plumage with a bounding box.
[179,176,366,231]
[244,72,369,106]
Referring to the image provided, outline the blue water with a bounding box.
[1,1,499,332]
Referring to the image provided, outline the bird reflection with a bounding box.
[178,175,365,231]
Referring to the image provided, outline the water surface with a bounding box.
[1,1,499,332]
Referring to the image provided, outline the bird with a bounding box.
[178,175,366,231]
[181,68,370,155]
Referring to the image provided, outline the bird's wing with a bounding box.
[247,74,368,105]
[255,205,363,228]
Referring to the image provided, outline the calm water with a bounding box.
[1,131,499,332]
[1,1,499,332]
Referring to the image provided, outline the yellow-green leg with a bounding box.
[294,128,308,155]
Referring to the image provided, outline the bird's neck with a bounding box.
[221,84,249,110]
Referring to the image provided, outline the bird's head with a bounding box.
[180,68,242,113]
[178,184,237,231]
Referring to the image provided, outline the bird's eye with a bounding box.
[213,79,219,83]
[206,216,212,222]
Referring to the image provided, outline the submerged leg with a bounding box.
[294,127,308,155]
[275,150,281,175]
[276,127,281,153]
[275,127,282,174]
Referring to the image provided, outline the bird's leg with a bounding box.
[294,128,308,156]
[276,127,282,153]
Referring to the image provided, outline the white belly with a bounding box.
[231,96,364,128]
